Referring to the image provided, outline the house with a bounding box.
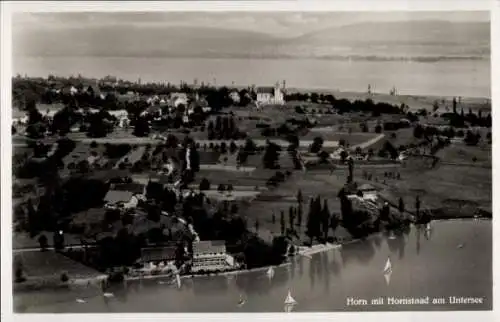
[103,189,144,209]
[104,190,134,208]
[108,109,130,128]
[12,109,28,125]
[229,90,240,104]
[169,93,189,108]
[191,240,229,272]
[256,81,285,106]
[357,183,378,202]
[139,246,177,265]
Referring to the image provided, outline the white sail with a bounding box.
[284,290,297,305]
[426,223,431,231]
[383,258,392,274]
[176,274,182,289]
[237,295,246,307]
[267,266,275,279]
[383,258,392,285]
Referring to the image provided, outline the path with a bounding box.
[13,244,97,254]
[351,134,385,150]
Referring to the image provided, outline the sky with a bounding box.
[13,11,490,38]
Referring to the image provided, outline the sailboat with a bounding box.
[284,290,297,305]
[284,289,297,312]
[383,257,392,285]
[176,273,182,289]
[237,294,246,307]
[266,266,275,280]
[76,298,86,304]
[103,292,114,298]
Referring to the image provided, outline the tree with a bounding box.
[61,273,69,283]
[321,199,330,241]
[262,141,280,169]
[288,206,295,229]
[53,230,65,251]
[297,190,303,204]
[229,141,238,154]
[133,117,150,137]
[38,234,48,251]
[306,197,320,244]
[255,219,260,232]
[297,203,303,227]
[199,178,210,191]
[272,211,276,224]
[227,184,234,195]
[398,197,405,214]
[415,196,421,220]
[189,144,200,173]
[217,184,225,194]
[309,136,324,153]
[464,130,480,146]
[14,258,25,283]
[280,210,285,235]
[329,212,339,240]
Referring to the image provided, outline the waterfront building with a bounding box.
[139,246,177,266]
[191,240,229,272]
[357,184,378,202]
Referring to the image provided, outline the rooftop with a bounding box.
[193,240,226,255]
[112,182,145,195]
[104,190,134,204]
[256,87,274,94]
[358,183,376,191]
[140,246,177,263]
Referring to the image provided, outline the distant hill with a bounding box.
[293,20,490,45]
[14,20,490,59]
[13,25,277,57]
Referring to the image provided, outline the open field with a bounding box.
[435,142,491,167]
[287,89,491,113]
[14,250,104,280]
[381,164,490,214]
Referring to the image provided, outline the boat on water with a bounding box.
[103,292,114,298]
[176,274,182,289]
[76,298,86,304]
[237,294,246,307]
[383,257,392,285]
[266,266,275,279]
[284,290,297,305]
[284,290,297,312]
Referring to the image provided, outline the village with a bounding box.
[11,74,492,292]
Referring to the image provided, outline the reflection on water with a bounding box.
[384,229,408,260]
[14,220,492,312]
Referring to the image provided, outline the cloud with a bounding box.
[13,11,489,38]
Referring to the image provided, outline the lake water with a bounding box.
[14,219,492,312]
[14,57,490,98]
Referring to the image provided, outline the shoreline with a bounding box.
[13,217,490,292]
